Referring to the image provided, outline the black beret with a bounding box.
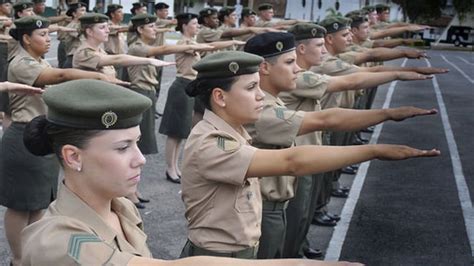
[244,32,295,58]
[131,2,146,14]
[192,51,263,79]
[0,0,12,4]
[361,5,376,13]
[131,13,157,27]
[319,16,352,34]
[32,0,45,4]
[176,12,198,21]
[288,23,326,40]
[13,1,33,12]
[154,2,169,10]
[43,79,152,130]
[105,4,123,17]
[258,3,273,11]
[199,7,217,18]
[375,4,390,13]
[241,7,256,17]
[66,2,86,17]
[79,12,109,25]
[13,15,49,30]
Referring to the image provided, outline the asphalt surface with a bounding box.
[0,41,473,265]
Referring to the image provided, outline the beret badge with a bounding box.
[22,3,27,9]
[311,28,317,37]
[145,17,150,23]
[228,62,239,74]
[275,41,283,52]
[101,111,118,128]
[94,15,99,22]
[36,20,42,28]
[333,22,339,30]
[207,9,212,15]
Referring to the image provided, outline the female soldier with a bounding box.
[21,79,359,266]
[0,16,123,266]
[63,2,86,68]
[126,13,212,207]
[158,13,242,184]
[73,13,173,79]
[179,50,440,258]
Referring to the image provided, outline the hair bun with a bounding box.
[185,79,200,97]
[9,28,20,41]
[23,115,54,156]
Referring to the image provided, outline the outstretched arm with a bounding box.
[327,71,431,93]
[352,48,427,65]
[298,106,437,135]
[0,82,43,95]
[97,54,175,68]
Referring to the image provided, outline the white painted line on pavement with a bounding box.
[441,55,474,84]
[325,58,408,261]
[425,58,474,258]
[457,56,474,66]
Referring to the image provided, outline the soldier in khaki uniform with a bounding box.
[255,3,299,29]
[63,2,86,68]
[104,4,128,76]
[0,0,12,127]
[0,16,128,265]
[72,13,173,78]
[277,22,444,258]
[20,79,308,266]
[180,50,440,259]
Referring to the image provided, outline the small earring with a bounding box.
[76,166,81,172]
[222,103,226,107]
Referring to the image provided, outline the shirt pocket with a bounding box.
[234,180,258,213]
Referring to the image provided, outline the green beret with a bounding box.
[241,7,256,17]
[375,4,390,13]
[0,0,12,4]
[346,13,369,28]
[258,3,273,11]
[244,32,295,58]
[13,1,33,12]
[361,5,376,13]
[199,7,217,18]
[288,23,326,41]
[219,6,235,16]
[154,2,169,10]
[192,51,263,79]
[131,13,157,27]
[106,4,123,17]
[319,16,352,34]
[43,79,152,130]
[13,15,49,30]
[66,2,86,17]
[79,13,109,26]
[176,12,197,21]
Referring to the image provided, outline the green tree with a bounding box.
[391,0,447,22]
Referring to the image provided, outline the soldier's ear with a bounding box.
[61,144,82,173]
[211,87,226,108]
[259,61,271,76]
[296,43,306,55]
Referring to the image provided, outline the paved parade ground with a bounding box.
[0,45,473,265]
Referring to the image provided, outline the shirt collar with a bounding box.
[203,109,253,144]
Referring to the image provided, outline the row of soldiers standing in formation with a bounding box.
[0,1,448,264]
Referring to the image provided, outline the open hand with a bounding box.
[388,106,438,121]
[0,82,43,95]
[149,58,176,67]
[374,144,440,160]
[413,67,449,75]
[398,71,433,81]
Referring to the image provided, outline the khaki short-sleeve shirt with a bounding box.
[175,37,199,80]
[7,47,49,123]
[280,71,330,146]
[234,24,255,51]
[182,109,261,252]
[22,184,152,265]
[255,19,274,27]
[311,54,359,109]
[196,25,223,57]
[152,18,168,47]
[104,22,127,55]
[128,39,158,91]
[245,92,304,202]
[73,42,117,77]
[64,21,81,55]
